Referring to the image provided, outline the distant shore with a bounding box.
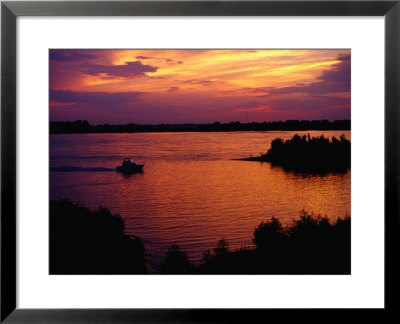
[50,119,350,134]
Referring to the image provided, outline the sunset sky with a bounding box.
[50,49,350,124]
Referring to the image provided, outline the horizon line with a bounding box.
[50,119,351,127]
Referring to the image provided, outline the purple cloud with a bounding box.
[181,79,223,86]
[318,54,350,83]
[168,87,180,93]
[270,54,351,95]
[83,61,158,78]
[50,50,98,62]
[50,89,143,105]
[135,56,183,65]
[225,54,350,98]
[266,95,349,113]
[136,56,153,60]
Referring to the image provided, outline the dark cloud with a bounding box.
[136,56,152,60]
[233,100,263,109]
[50,89,143,106]
[266,95,349,113]
[270,53,351,95]
[168,87,180,93]
[227,54,350,98]
[318,54,350,83]
[83,61,158,78]
[181,79,223,86]
[135,56,184,65]
[219,87,269,97]
[50,50,98,62]
[243,87,270,95]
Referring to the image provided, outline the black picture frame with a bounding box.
[1,0,399,322]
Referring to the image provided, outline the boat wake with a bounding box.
[50,166,114,172]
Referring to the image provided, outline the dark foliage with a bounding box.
[243,134,351,174]
[50,199,147,274]
[213,238,229,256]
[288,211,351,273]
[50,120,90,134]
[160,244,192,274]
[50,200,349,275]
[198,211,350,274]
[50,119,350,134]
[253,217,289,252]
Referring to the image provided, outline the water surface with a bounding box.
[50,131,351,270]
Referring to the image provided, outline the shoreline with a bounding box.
[50,199,351,275]
[50,120,351,134]
[50,128,352,135]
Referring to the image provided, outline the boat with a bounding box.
[116,159,144,174]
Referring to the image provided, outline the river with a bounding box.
[50,130,351,271]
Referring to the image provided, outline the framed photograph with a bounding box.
[1,0,399,322]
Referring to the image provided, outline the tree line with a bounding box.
[50,119,350,134]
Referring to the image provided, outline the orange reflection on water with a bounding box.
[50,131,351,269]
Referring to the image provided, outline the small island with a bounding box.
[241,134,351,174]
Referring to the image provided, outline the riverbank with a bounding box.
[50,200,350,275]
[195,211,350,274]
[50,199,147,274]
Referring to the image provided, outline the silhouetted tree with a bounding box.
[243,134,351,174]
[50,199,147,274]
[253,217,289,251]
[199,211,350,274]
[160,245,191,274]
[201,248,213,265]
[50,120,350,134]
[213,238,229,256]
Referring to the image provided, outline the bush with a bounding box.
[160,245,191,274]
[259,210,350,273]
[200,211,350,274]
[213,238,229,256]
[253,217,288,251]
[50,199,147,274]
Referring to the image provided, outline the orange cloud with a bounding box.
[50,49,350,124]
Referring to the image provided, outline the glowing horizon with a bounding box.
[50,49,350,124]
